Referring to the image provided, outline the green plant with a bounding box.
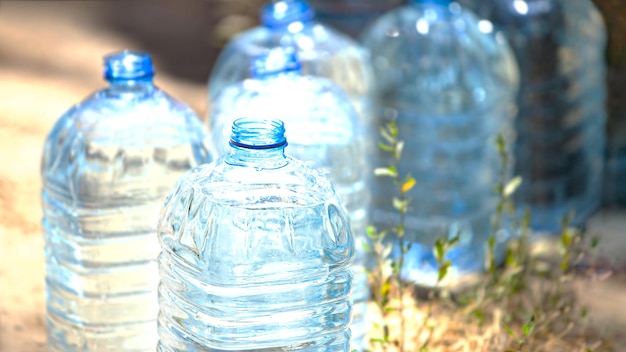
[365,122,612,352]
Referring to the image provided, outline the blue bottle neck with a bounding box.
[226,119,289,169]
[103,50,156,95]
[260,0,315,29]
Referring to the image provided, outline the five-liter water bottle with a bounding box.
[157,118,354,351]
[361,0,519,286]
[207,0,378,134]
[308,0,404,39]
[41,50,212,351]
[209,48,370,350]
[461,0,607,232]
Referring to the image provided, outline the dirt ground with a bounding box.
[0,1,625,351]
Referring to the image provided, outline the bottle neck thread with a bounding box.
[227,118,289,169]
[229,118,288,151]
[103,50,155,83]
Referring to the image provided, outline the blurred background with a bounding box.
[1,1,625,351]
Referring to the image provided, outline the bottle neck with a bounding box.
[102,50,156,96]
[261,0,315,30]
[225,119,289,169]
[105,78,156,97]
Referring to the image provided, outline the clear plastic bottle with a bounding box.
[461,0,607,231]
[209,48,370,350]
[361,0,519,286]
[207,0,378,134]
[157,118,354,351]
[41,50,212,351]
[308,0,404,39]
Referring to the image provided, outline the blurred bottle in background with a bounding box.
[41,50,212,351]
[207,0,378,139]
[308,0,404,39]
[209,48,370,350]
[462,0,607,231]
[362,0,519,286]
[157,118,354,351]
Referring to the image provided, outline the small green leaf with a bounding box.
[448,234,460,248]
[561,230,573,248]
[503,322,518,340]
[438,260,451,282]
[434,238,445,262]
[361,241,372,253]
[380,128,394,144]
[523,315,535,337]
[392,197,408,212]
[394,140,405,160]
[374,167,397,178]
[591,236,599,249]
[378,142,394,152]
[503,176,523,198]
[488,235,496,249]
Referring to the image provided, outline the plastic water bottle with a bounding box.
[207,0,378,135]
[361,0,519,286]
[157,118,354,351]
[209,48,370,350]
[461,0,607,231]
[308,0,404,39]
[41,50,212,351]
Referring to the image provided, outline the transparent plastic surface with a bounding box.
[207,0,378,133]
[209,52,370,350]
[361,1,519,286]
[308,0,404,39]
[41,51,213,351]
[157,119,354,351]
[462,0,607,231]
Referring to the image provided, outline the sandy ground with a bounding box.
[0,1,624,351]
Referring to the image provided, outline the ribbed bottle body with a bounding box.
[463,0,607,231]
[362,2,519,285]
[42,69,212,351]
[157,119,354,351]
[209,72,370,350]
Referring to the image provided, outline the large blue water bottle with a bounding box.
[41,50,212,351]
[209,48,370,350]
[361,0,519,286]
[308,0,404,38]
[157,118,354,351]
[207,0,377,133]
[462,0,607,231]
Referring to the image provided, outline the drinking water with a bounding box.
[208,49,370,350]
[41,50,212,351]
[157,118,354,351]
[207,0,378,135]
[361,0,519,286]
[462,0,607,232]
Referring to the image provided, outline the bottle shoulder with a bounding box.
[175,154,339,208]
[362,4,520,104]
[210,76,361,141]
[41,84,212,181]
[208,23,376,98]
